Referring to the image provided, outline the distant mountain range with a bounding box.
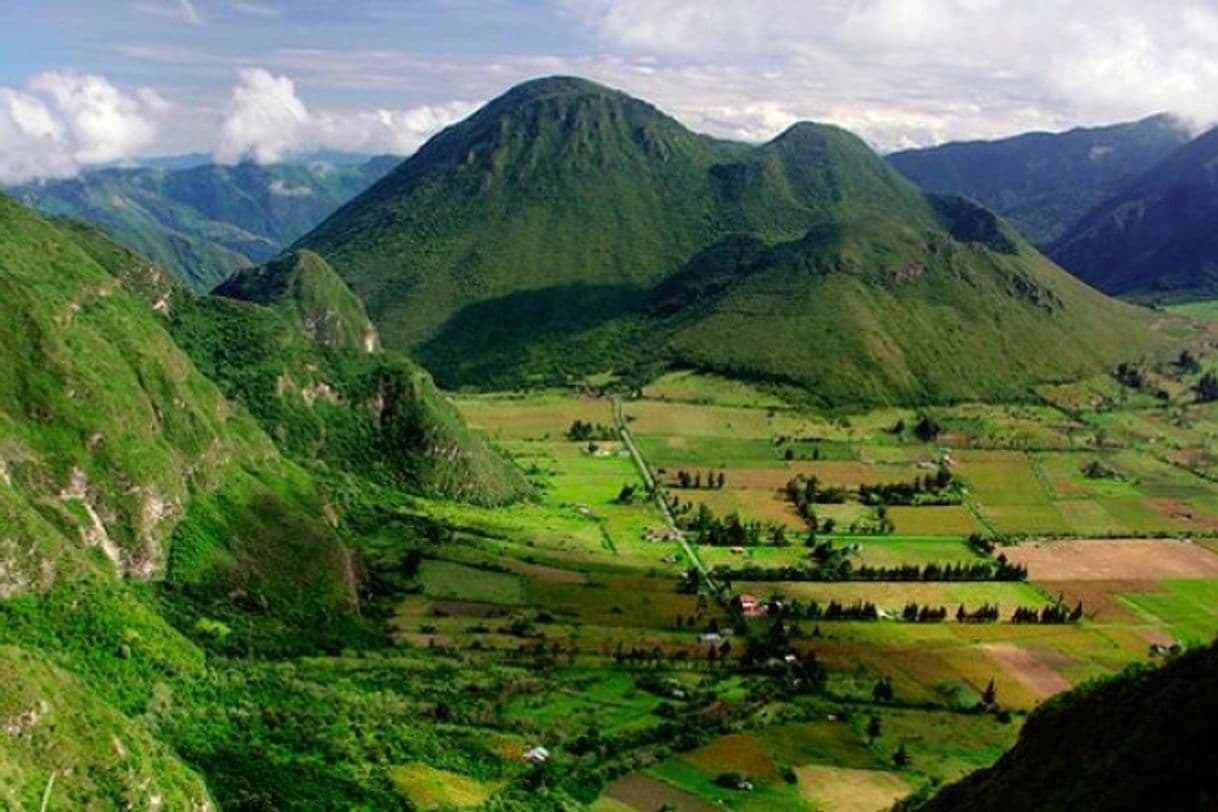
[1049,126,1218,299]
[293,76,1165,405]
[887,115,1189,246]
[9,156,397,290]
[889,116,1218,301]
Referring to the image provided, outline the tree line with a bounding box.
[566,419,617,442]
[671,469,727,490]
[710,555,1027,583]
[1012,602,1083,624]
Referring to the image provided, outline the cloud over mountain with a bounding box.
[0,72,163,183]
[214,68,475,163]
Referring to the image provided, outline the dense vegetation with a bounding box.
[298,77,1166,403]
[887,114,1187,245]
[912,642,1218,811]
[0,196,538,807]
[10,157,396,290]
[180,250,530,505]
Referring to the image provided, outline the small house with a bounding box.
[523,746,550,765]
[738,594,766,617]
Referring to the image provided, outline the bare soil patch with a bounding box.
[1003,539,1218,581]
[499,559,589,584]
[1146,498,1218,530]
[603,774,717,812]
[1036,579,1162,622]
[683,732,780,782]
[981,642,1072,698]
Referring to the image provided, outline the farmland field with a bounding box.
[446,376,1218,808]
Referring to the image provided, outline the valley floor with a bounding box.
[419,359,1218,810]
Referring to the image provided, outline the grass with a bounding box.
[1166,299,1218,321]
[390,762,499,809]
[419,560,528,604]
[643,369,789,408]
[1119,579,1218,643]
[795,764,910,812]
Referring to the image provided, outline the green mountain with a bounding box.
[297,76,1166,405]
[0,192,359,803]
[0,192,348,608]
[9,157,397,290]
[913,642,1218,811]
[191,250,531,504]
[887,115,1188,245]
[1049,127,1218,299]
[0,194,531,805]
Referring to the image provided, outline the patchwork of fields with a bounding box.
[431,371,1218,811]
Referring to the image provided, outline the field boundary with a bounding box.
[613,396,723,598]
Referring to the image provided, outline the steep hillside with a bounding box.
[180,250,530,504]
[1050,127,1218,299]
[0,195,542,808]
[913,642,1218,811]
[10,156,396,290]
[297,77,1165,403]
[888,115,1187,245]
[658,205,1157,405]
[0,192,364,616]
[214,248,382,352]
[0,644,214,809]
[0,193,381,804]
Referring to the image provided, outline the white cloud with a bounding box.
[230,1,281,18]
[560,0,1218,148]
[268,178,313,197]
[215,69,310,163]
[214,68,475,163]
[0,73,163,184]
[27,72,158,164]
[132,0,203,25]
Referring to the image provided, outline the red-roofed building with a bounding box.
[737,593,766,617]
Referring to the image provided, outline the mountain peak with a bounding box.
[496,75,622,103]
[216,249,381,353]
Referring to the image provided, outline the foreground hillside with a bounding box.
[1050,127,1218,299]
[0,192,358,805]
[11,157,396,290]
[914,642,1218,811]
[298,76,1166,404]
[0,195,538,806]
[887,115,1187,245]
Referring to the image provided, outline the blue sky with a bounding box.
[1,1,1215,182]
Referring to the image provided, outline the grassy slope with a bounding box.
[10,157,396,290]
[0,197,546,808]
[0,191,361,617]
[914,642,1218,811]
[297,77,1165,403]
[182,250,530,504]
[0,644,214,809]
[664,216,1162,406]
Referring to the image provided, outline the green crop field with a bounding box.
[443,375,1218,807]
